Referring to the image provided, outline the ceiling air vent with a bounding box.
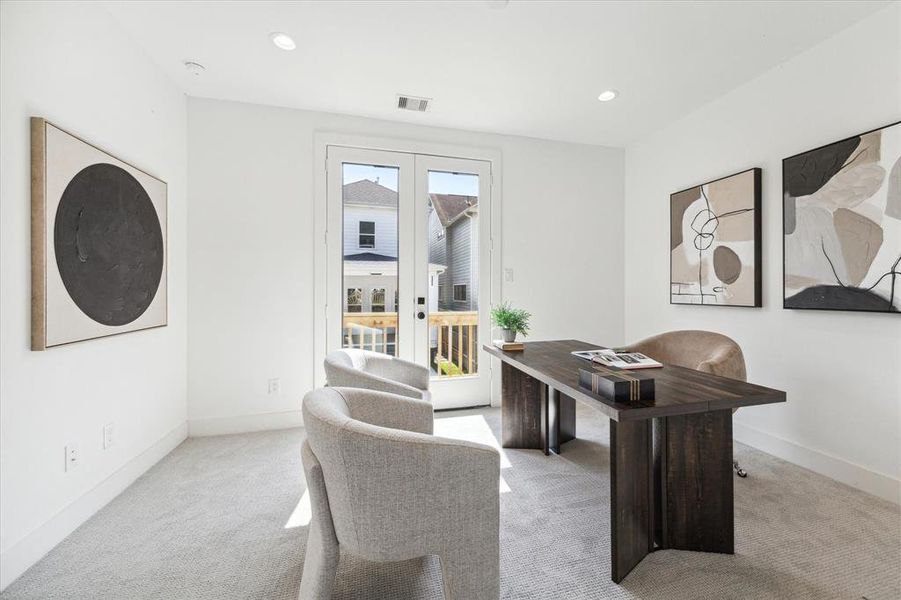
[397,94,431,112]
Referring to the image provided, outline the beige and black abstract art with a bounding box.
[783,122,900,313]
[671,168,762,307]
[31,118,168,349]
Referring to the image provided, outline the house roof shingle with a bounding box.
[343,179,398,207]
[429,193,478,226]
[342,179,478,227]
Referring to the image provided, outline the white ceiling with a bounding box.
[103,0,890,147]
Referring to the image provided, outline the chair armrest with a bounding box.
[327,359,428,401]
[334,387,433,435]
[365,355,430,391]
[698,344,747,381]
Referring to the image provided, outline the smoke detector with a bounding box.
[183,60,206,76]
[396,94,431,112]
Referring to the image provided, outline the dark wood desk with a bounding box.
[484,339,786,583]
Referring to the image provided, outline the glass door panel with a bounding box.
[341,163,400,356]
[425,170,480,378]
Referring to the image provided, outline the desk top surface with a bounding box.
[484,339,786,421]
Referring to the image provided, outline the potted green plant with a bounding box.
[490,302,531,343]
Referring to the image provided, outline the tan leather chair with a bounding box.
[627,330,749,477]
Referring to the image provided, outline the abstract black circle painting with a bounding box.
[30,119,168,349]
[54,163,164,326]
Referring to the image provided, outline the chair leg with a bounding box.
[299,442,340,600]
[733,460,748,478]
[298,519,339,600]
[440,549,499,600]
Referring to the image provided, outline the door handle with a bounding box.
[416,311,426,320]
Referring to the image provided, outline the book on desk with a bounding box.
[493,339,524,351]
[579,365,655,403]
[571,348,662,370]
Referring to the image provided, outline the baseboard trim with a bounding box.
[733,421,900,505]
[0,421,188,591]
[187,409,303,437]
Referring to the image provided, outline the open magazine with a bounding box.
[571,348,663,370]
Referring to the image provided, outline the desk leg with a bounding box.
[560,393,576,444]
[610,410,733,584]
[610,419,653,583]
[500,365,578,455]
[544,388,577,454]
[655,410,734,554]
[501,362,543,450]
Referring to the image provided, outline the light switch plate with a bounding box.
[103,423,114,449]
[65,444,79,471]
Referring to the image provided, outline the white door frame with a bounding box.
[313,132,503,407]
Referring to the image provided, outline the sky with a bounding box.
[343,163,479,196]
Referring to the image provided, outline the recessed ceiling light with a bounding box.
[183,60,205,76]
[270,32,296,51]
[597,89,618,102]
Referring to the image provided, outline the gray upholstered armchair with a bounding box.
[324,349,431,402]
[627,330,749,477]
[299,387,500,600]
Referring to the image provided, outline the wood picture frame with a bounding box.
[31,117,168,350]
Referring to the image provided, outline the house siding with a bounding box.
[343,206,398,258]
[428,207,449,307]
[448,216,476,310]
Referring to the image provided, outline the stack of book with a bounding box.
[493,339,524,351]
[579,365,656,403]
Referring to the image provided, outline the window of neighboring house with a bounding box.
[359,221,375,248]
[371,288,386,313]
[453,284,467,302]
[346,288,363,313]
[394,290,399,312]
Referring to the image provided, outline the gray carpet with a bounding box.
[2,405,899,600]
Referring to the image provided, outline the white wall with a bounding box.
[0,1,188,588]
[624,3,901,503]
[187,97,624,434]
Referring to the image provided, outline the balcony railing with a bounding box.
[343,311,478,376]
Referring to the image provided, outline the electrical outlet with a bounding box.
[504,268,514,283]
[65,444,79,472]
[268,378,281,395]
[103,423,114,449]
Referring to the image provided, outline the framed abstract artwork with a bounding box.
[783,121,900,313]
[31,118,168,349]
[670,168,762,307]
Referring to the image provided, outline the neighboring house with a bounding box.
[342,179,407,315]
[427,193,479,311]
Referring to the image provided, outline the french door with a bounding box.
[325,146,493,409]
